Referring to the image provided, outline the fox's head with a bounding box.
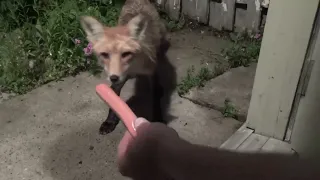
[80,15,152,84]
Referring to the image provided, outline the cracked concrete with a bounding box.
[0,29,245,180]
[183,63,257,121]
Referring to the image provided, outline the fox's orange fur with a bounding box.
[80,0,167,84]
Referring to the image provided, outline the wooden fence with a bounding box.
[155,0,270,33]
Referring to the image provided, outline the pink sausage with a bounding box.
[96,84,137,137]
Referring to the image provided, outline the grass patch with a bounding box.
[222,32,262,68]
[0,0,124,94]
[178,66,219,96]
[178,31,262,96]
[0,0,186,95]
[223,99,238,118]
[159,11,185,32]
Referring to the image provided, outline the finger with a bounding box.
[118,117,150,160]
[134,117,151,132]
[117,130,133,176]
[117,131,132,161]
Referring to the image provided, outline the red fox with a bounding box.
[80,0,166,84]
[80,0,170,134]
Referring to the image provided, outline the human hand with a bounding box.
[117,117,181,179]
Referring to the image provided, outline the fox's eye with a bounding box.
[100,52,109,59]
[122,51,132,58]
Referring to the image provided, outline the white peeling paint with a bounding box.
[262,0,270,8]
[222,2,228,12]
[175,0,181,9]
[195,0,198,10]
[255,0,261,11]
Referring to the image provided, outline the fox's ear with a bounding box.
[127,14,149,41]
[80,16,105,43]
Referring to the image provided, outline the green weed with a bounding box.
[159,11,185,32]
[0,0,122,94]
[223,99,238,118]
[177,66,215,96]
[223,32,262,68]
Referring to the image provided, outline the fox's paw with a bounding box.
[99,121,118,135]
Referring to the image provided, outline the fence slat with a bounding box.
[236,0,247,4]
[165,0,182,21]
[209,1,224,30]
[155,0,167,10]
[182,0,209,24]
[246,0,262,32]
[234,0,262,33]
[209,0,236,31]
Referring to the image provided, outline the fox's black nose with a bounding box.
[109,75,119,83]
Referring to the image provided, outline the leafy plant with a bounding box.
[178,66,215,96]
[223,99,238,118]
[223,32,262,68]
[0,0,122,94]
[159,11,185,32]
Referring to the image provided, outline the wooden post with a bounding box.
[246,0,320,140]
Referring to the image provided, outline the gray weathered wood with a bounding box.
[261,0,270,8]
[209,1,224,30]
[165,0,182,21]
[220,124,253,150]
[236,0,247,4]
[182,0,209,24]
[237,133,269,152]
[247,0,320,139]
[246,0,262,33]
[261,138,294,154]
[234,0,262,33]
[209,0,236,31]
[234,3,247,32]
[155,0,167,10]
[222,0,236,31]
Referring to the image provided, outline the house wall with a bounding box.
[245,0,319,140]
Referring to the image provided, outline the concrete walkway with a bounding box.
[0,29,242,180]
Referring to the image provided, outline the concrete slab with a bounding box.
[0,72,242,180]
[167,29,232,81]
[168,93,243,147]
[0,29,242,180]
[183,63,257,121]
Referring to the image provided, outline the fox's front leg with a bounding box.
[99,80,127,135]
[150,73,164,123]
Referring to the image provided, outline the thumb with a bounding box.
[134,117,150,130]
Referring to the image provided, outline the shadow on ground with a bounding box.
[42,40,178,180]
[42,123,128,180]
[0,28,242,180]
[127,39,178,124]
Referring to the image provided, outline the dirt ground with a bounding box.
[0,28,243,180]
